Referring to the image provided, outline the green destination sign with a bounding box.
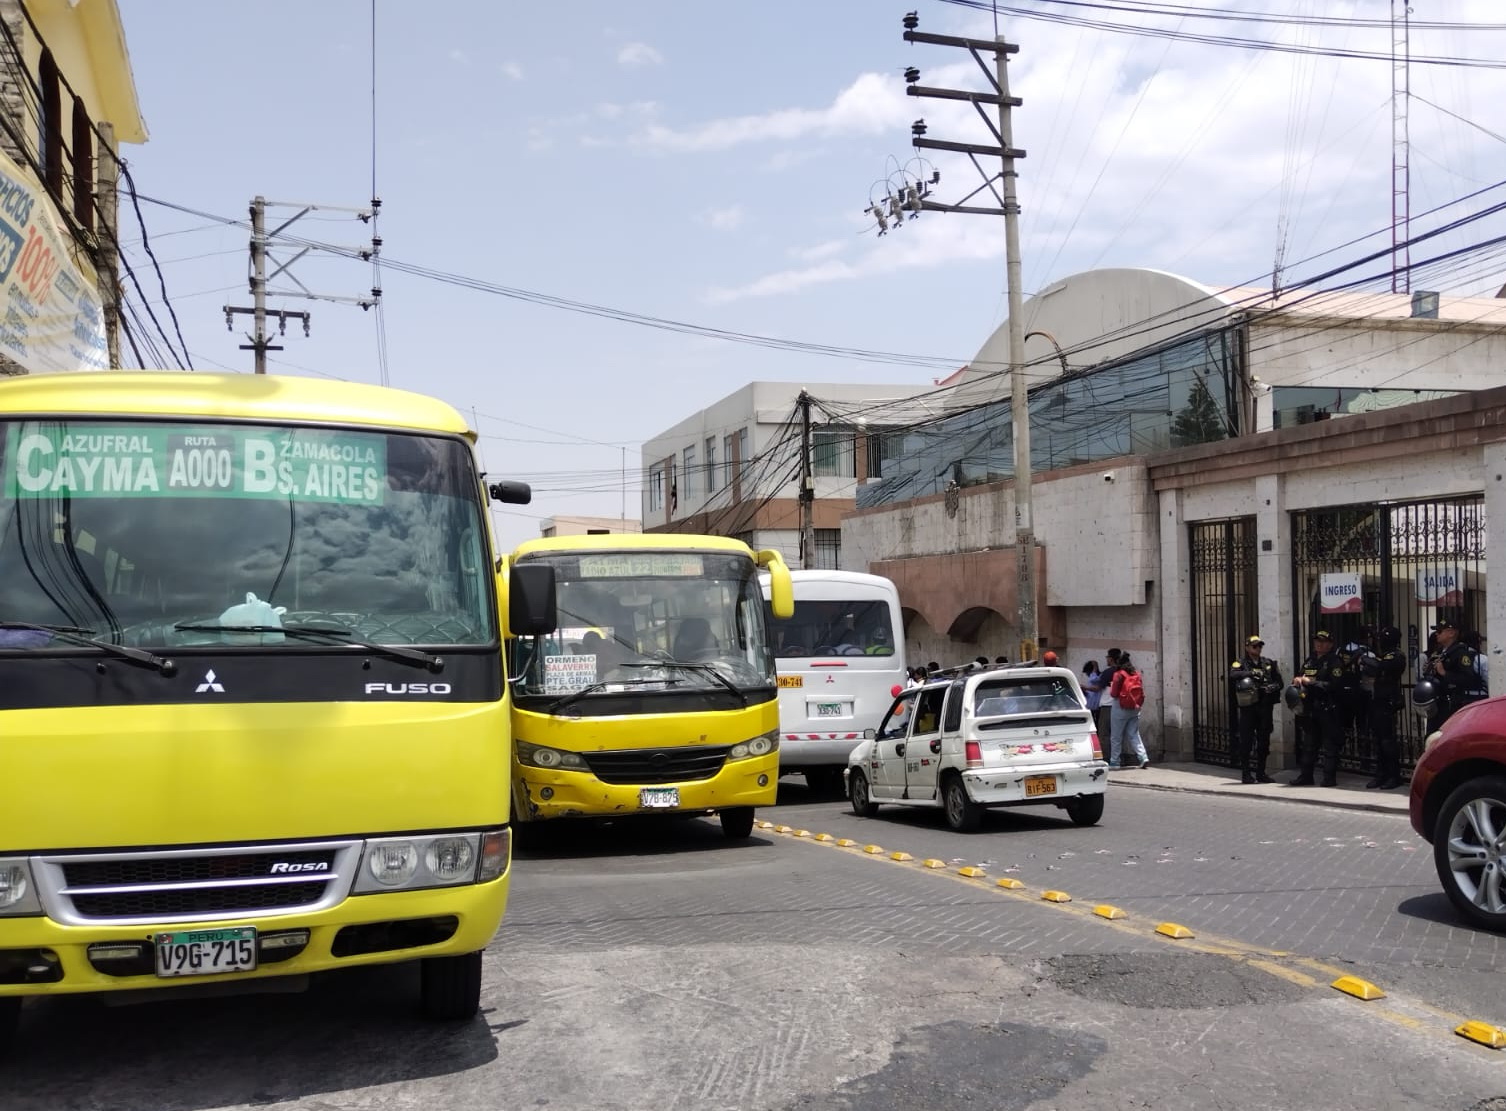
[3,424,387,504]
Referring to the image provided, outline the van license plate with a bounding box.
[1024,775,1058,798]
[778,676,803,688]
[155,926,257,978]
[816,702,844,717]
[640,787,679,809]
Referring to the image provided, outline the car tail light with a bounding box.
[964,740,983,768]
[1090,735,1103,761]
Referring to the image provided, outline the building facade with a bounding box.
[539,514,641,538]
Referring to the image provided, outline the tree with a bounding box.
[1170,377,1228,447]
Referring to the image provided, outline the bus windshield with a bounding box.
[512,549,775,699]
[768,598,896,658]
[0,419,496,648]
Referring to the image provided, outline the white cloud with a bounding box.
[500,61,524,81]
[700,205,746,231]
[448,49,469,65]
[617,42,664,67]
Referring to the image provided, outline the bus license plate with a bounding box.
[155,926,257,978]
[1024,775,1058,798]
[778,676,803,688]
[816,702,844,717]
[640,787,679,809]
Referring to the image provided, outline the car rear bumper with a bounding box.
[962,761,1108,805]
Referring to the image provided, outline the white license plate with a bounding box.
[816,702,845,717]
[640,787,679,809]
[154,926,257,978]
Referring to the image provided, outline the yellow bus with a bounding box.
[507,533,794,839]
[0,371,555,1049]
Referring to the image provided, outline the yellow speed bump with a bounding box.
[1330,976,1385,1001]
[1455,1021,1506,1049]
[792,829,811,838]
[836,838,857,847]
[922,859,948,869]
[814,833,835,842]
[755,821,774,830]
[1041,890,1072,903]
[996,877,1025,890]
[890,851,914,862]
[1155,922,1195,939]
[957,866,987,878]
[773,825,792,834]
[1093,905,1126,920]
[863,844,885,855]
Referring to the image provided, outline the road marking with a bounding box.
[1155,922,1195,939]
[1332,976,1385,1001]
[1093,904,1126,920]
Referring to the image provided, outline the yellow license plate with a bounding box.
[778,675,803,688]
[1024,775,1057,797]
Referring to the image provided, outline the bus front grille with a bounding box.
[583,745,730,785]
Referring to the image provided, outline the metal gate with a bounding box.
[1290,497,1488,772]
[1189,517,1258,765]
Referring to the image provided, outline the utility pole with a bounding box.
[223,196,380,374]
[798,390,815,570]
[893,10,1037,660]
[94,121,121,368]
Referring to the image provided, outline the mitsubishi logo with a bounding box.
[195,669,225,693]
[825,675,836,684]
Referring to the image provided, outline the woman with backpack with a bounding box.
[1108,654,1150,769]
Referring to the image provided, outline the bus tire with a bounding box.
[420,951,483,1021]
[0,997,19,1055]
[720,807,756,839]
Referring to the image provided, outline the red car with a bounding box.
[1409,696,1506,932]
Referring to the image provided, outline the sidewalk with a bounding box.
[1108,761,1410,815]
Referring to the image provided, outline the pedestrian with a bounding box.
[927,660,940,676]
[1464,630,1489,696]
[1097,648,1123,744]
[1082,660,1103,719]
[1228,634,1282,784]
[1108,653,1150,769]
[1290,629,1352,787]
[1428,619,1486,732]
[1357,625,1407,789]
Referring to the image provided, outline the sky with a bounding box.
[113,1,1506,549]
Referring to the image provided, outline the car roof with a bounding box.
[916,665,1078,689]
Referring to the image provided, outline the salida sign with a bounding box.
[3,424,387,505]
[1319,572,1363,614]
[1416,568,1464,608]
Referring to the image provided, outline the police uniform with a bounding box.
[1357,626,1407,789]
[1291,630,1352,787]
[1429,619,1487,733]
[1228,635,1281,784]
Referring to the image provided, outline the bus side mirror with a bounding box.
[509,563,556,636]
[489,481,532,505]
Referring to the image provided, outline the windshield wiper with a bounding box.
[172,623,444,672]
[618,661,748,707]
[0,621,177,676]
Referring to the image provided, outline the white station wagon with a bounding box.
[845,665,1108,832]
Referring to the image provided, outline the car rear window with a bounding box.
[973,678,1082,716]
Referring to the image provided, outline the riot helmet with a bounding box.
[1412,677,1440,710]
[1233,675,1260,708]
[1283,684,1304,715]
[1377,625,1401,649]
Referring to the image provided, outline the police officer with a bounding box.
[1428,618,1486,733]
[1291,629,1352,787]
[1341,626,1375,751]
[1357,625,1407,790]
[1228,634,1282,784]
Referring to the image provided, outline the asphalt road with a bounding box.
[7,780,1506,1110]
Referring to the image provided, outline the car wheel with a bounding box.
[805,768,845,798]
[1065,793,1105,827]
[420,951,483,1021]
[849,770,879,817]
[941,774,982,833]
[0,997,18,1056]
[720,806,756,839]
[1433,775,1506,932]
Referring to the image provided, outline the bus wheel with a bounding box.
[420,951,483,1021]
[0,998,19,1055]
[805,768,845,797]
[720,807,755,839]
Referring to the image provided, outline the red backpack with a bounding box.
[1117,670,1145,709]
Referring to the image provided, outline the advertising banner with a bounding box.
[0,145,107,372]
[1318,571,1363,614]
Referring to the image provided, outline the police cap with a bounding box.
[1434,618,1457,632]
[1313,630,1334,642]
[1246,634,1264,647]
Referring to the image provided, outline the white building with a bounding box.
[538,515,641,538]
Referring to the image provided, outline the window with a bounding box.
[38,50,62,195]
[647,464,663,511]
[812,429,854,477]
[70,98,92,229]
[704,436,717,492]
[667,459,678,512]
[867,430,903,479]
[683,446,697,503]
[813,528,841,570]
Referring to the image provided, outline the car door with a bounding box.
[870,690,916,799]
[904,684,951,801]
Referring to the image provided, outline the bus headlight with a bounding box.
[729,731,780,761]
[517,740,589,770]
[353,831,507,893]
[425,838,476,882]
[0,859,41,916]
[364,842,420,887]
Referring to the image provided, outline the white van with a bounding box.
[844,665,1108,832]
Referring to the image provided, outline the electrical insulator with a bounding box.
[904,67,919,84]
[903,11,919,30]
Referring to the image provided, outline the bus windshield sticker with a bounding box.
[577,553,705,578]
[544,654,596,694]
[4,424,387,505]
